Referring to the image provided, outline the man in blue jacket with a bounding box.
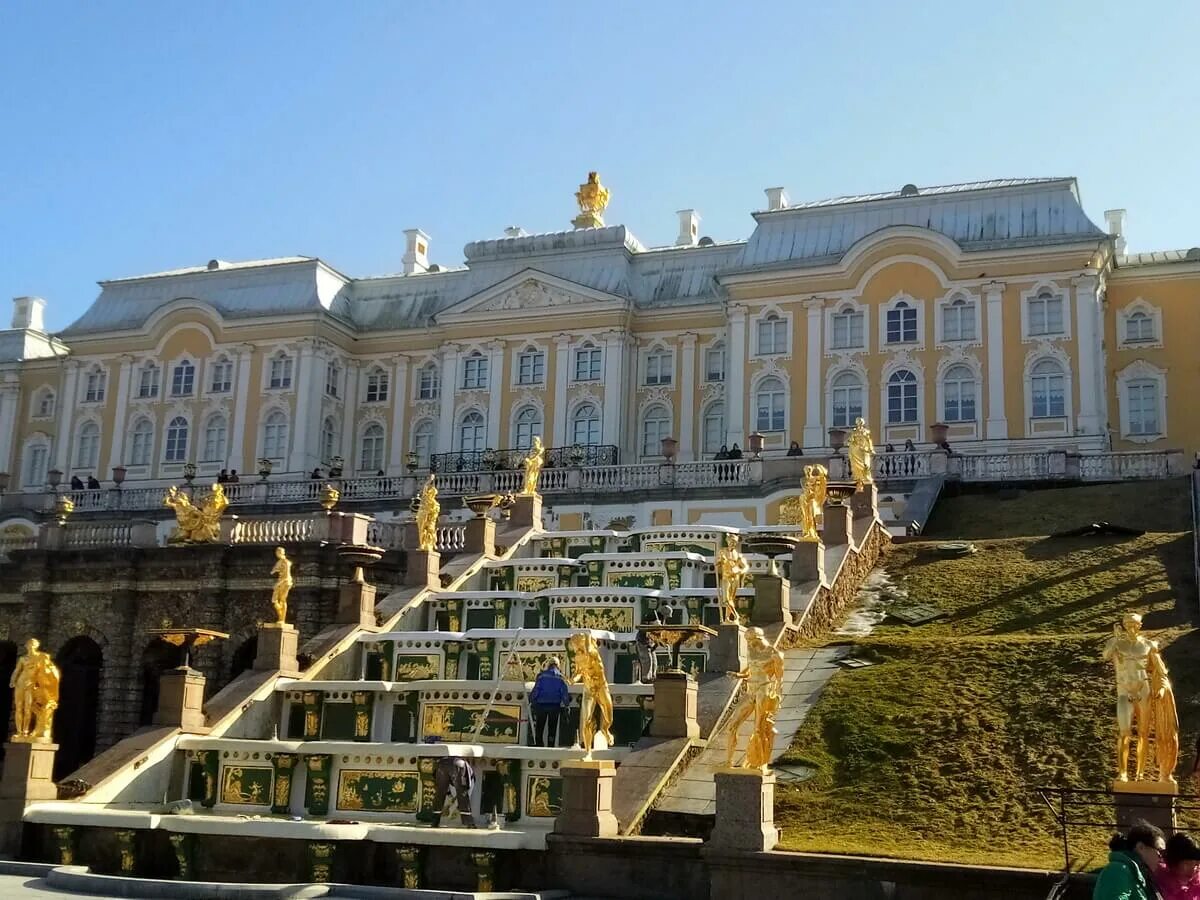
[529,657,570,747]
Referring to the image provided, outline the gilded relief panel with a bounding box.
[421,703,521,743]
[220,765,274,806]
[336,769,421,812]
[525,774,563,817]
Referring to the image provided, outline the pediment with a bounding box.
[438,270,628,321]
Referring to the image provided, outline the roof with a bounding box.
[1117,249,1200,268]
[99,256,317,283]
[776,178,1069,211]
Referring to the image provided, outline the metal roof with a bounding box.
[777,178,1071,211]
[1117,249,1200,267]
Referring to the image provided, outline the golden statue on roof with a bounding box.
[164,483,228,543]
[573,171,611,229]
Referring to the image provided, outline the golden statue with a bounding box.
[415,475,440,553]
[11,637,61,743]
[567,633,614,753]
[793,464,829,541]
[846,417,875,487]
[715,534,751,624]
[269,547,293,625]
[164,483,228,542]
[1104,613,1179,782]
[725,627,785,770]
[521,436,546,496]
[572,171,611,229]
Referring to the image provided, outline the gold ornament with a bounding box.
[1103,613,1179,783]
[567,632,614,753]
[714,534,750,625]
[270,547,293,625]
[847,417,875,488]
[319,483,340,511]
[415,475,440,553]
[54,495,75,527]
[725,627,785,770]
[572,171,611,229]
[11,637,60,743]
[164,483,228,543]
[520,436,546,497]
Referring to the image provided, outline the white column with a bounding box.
[54,360,80,472]
[678,333,697,460]
[726,305,747,447]
[0,378,20,476]
[1073,273,1103,437]
[486,340,504,448]
[341,360,360,468]
[288,341,317,474]
[983,281,1008,441]
[229,344,254,473]
[602,331,625,453]
[437,343,459,454]
[552,334,571,448]
[107,355,135,470]
[388,354,409,474]
[802,298,825,447]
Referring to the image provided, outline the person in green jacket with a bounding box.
[1094,821,1167,900]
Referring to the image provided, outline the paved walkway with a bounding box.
[655,645,843,816]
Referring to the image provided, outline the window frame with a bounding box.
[829,371,865,429]
[755,314,789,357]
[268,353,294,390]
[170,360,196,398]
[364,367,390,403]
[262,410,290,461]
[643,348,674,387]
[640,405,672,457]
[573,345,603,382]
[941,365,977,423]
[571,403,601,446]
[129,418,154,467]
[359,422,386,472]
[164,416,189,463]
[885,369,919,425]
[754,376,786,433]
[202,414,228,463]
[461,353,489,390]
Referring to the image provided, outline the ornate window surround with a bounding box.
[934,287,982,349]
[1115,298,1164,350]
[1115,359,1168,443]
[878,292,926,351]
[880,354,925,428]
[511,341,548,389]
[935,350,983,429]
[1022,343,1073,436]
[826,357,868,430]
[824,297,869,356]
[1020,280,1072,343]
[751,305,793,359]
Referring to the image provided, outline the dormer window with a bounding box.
[137,364,160,399]
[171,360,195,397]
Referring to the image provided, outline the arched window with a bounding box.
[1030,359,1066,418]
[831,372,864,428]
[1126,379,1160,435]
[886,301,917,344]
[209,356,233,393]
[1125,311,1155,343]
[641,405,671,457]
[164,416,189,462]
[23,441,49,487]
[702,402,725,456]
[263,411,289,460]
[942,365,976,423]
[203,414,227,462]
[171,360,195,397]
[268,352,293,390]
[34,388,55,418]
[137,363,159,399]
[365,367,389,403]
[458,411,485,452]
[572,404,601,446]
[886,370,918,424]
[360,422,385,472]
[75,422,100,469]
[757,314,788,356]
[321,416,339,463]
[411,419,434,466]
[417,363,439,400]
[513,406,542,450]
[129,418,154,466]
[831,305,864,350]
[942,297,976,342]
[755,376,786,432]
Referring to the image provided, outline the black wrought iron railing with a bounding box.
[429,444,618,474]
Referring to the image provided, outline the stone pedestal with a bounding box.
[254,623,299,675]
[822,502,852,547]
[0,741,59,853]
[708,623,748,674]
[464,516,495,557]
[405,549,441,589]
[750,573,791,627]
[649,671,699,738]
[154,667,208,733]
[1112,780,1178,832]
[789,540,825,585]
[553,760,618,837]
[337,580,377,627]
[710,768,778,852]
[510,494,542,530]
[850,483,878,520]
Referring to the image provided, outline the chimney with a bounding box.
[1104,209,1127,256]
[11,296,45,331]
[675,210,700,247]
[402,228,430,275]
[764,187,789,211]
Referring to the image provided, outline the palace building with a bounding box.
[2,175,1197,496]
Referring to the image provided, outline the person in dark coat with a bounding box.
[728,444,743,459]
[429,744,476,829]
[86,475,101,490]
[70,475,84,490]
[786,441,803,457]
[529,658,570,747]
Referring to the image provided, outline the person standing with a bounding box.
[1156,832,1200,900]
[529,658,570,747]
[1093,821,1165,900]
[430,751,476,828]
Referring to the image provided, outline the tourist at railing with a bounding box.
[882,443,897,478]
[1154,832,1200,900]
[1092,821,1165,900]
[728,443,743,460]
[310,468,322,480]
[228,470,240,483]
[70,475,84,490]
[217,469,229,484]
[714,445,729,460]
[87,475,101,490]
[786,440,803,457]
[529,658,570,748]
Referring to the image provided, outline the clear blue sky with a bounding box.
[1,0,1196,331]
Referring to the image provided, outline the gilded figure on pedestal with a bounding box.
[521,436,546,496]
[416,476,440,552]
[270,547,293,625]
[725,627,785,770]
[11,637,61,743]
[573,171,611,228]
[567,632,613,753]
[1103,613,1179,783]
[847,417,875,487]
[797,464,828,541]
[164,483,228,543]
[715,534,750,624]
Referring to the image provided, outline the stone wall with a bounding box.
[789,521,888,641]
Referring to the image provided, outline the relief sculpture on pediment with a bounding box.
[484,279,578,312]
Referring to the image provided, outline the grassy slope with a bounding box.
[775,479,1199,870]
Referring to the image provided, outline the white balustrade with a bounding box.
[64,522,132,547]
[266,481,322,504]
[430,472,486,495]
[674,460,749,487]
[231,517,315,544]
[1078,451,1172,481]
[435,524,467,553]
[581,464,661,492]
[367,520,406,550]
[955,452,1052,482]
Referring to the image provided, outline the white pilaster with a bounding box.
[726,304,747,447]
[437,343,460,454]
[1073,273,1103,436]
[602,331,625,452]
[552,334,571,448]
[802,298,825,447]
[0,378,20,476]
[983,281,1008,440]
[229,344,254,473]
[678,333,697,460]
[288,341,317,474]
[340,361,360,467]
[53,360,80,472]
[486,340,504,449]
[388,354,409,474]
[107,355,135,470]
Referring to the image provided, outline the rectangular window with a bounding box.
[325,362,340,398]
[209,361,233,393]
[1125,315,1155,343]
[203,422,227,462]
[887,385,918,424]
[943,382,977,423]
[755,393,785,432]
[831,312,864,349]
[518,351,545,385]
[462,355,489,390]
[644,351,673,386]
[574,347,602,381]
[1127,382,1160,435]
[885,305,918,343]
[84,372,106,403]
[705,347,725,383]
[756,317,788,355]
[1029,295,1065,336]
[171,363,195,397]
[130,429,152,466]
[269,356,293,390]
[417,366,439,400]
[365,371,389,403]
[641,416,671,457]
[137,366,159,399]
[942,303,976,342]
[24,445,48,487]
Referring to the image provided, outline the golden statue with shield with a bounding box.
[11,638,60,743]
